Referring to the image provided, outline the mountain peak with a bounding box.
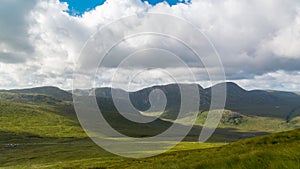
[6,86,72,101]
[209,82,246,92]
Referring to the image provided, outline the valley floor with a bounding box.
[1,129,300,169]
[0,92,300,168]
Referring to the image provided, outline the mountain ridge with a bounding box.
[1,82,296,94]
[1,82,300,120]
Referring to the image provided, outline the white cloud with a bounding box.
[233,70,300,91]
[265,13,300,58]
[0,0,300,91]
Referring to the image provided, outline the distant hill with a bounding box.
[194,110,300,133]
[1,83,300,168]
[90,82,300,120]
[3,82,298,120]
[207,82,300,118]
[0,92,62,104]
[1,86,72,101]
[1,82,300,132]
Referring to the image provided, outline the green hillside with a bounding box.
[195,110,300,133]
[1,86,299,143]
[0,94,223,168]
[113,129,300,169]
[1,85,300,168]
[0,92,254,144]
[1,126,299,168]
[0,94,85,143]
[1,86,73,101]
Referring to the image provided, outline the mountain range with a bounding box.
[1,82,300,145]
[1,82,300,122]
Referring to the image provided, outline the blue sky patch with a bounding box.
[143,0,190,6]
[60,0,191,16]
[60,0,106,16]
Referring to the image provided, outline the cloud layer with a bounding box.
[0,0,300,91]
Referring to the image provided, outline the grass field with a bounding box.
[1,129,299,169]
[115,129,300,169]
[1,139,226,168]
[175,110,300,133]
[0,100,85,142]
[1,92,300,168]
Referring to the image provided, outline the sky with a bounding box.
[0,0,300,91]
[60,0,106,16]
[59,0,190,15]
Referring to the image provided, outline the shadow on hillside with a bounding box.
[186,126,270,142]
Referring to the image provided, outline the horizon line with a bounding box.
[1,82,299,93]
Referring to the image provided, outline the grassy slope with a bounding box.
[0,140,224,168]
[176,110,300,133]
[1,92,300,168]
[0,93,223,168]
[215,110,300,132]
[111,129,300,169]
[0,99,85,143]
[2,129,299,168]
